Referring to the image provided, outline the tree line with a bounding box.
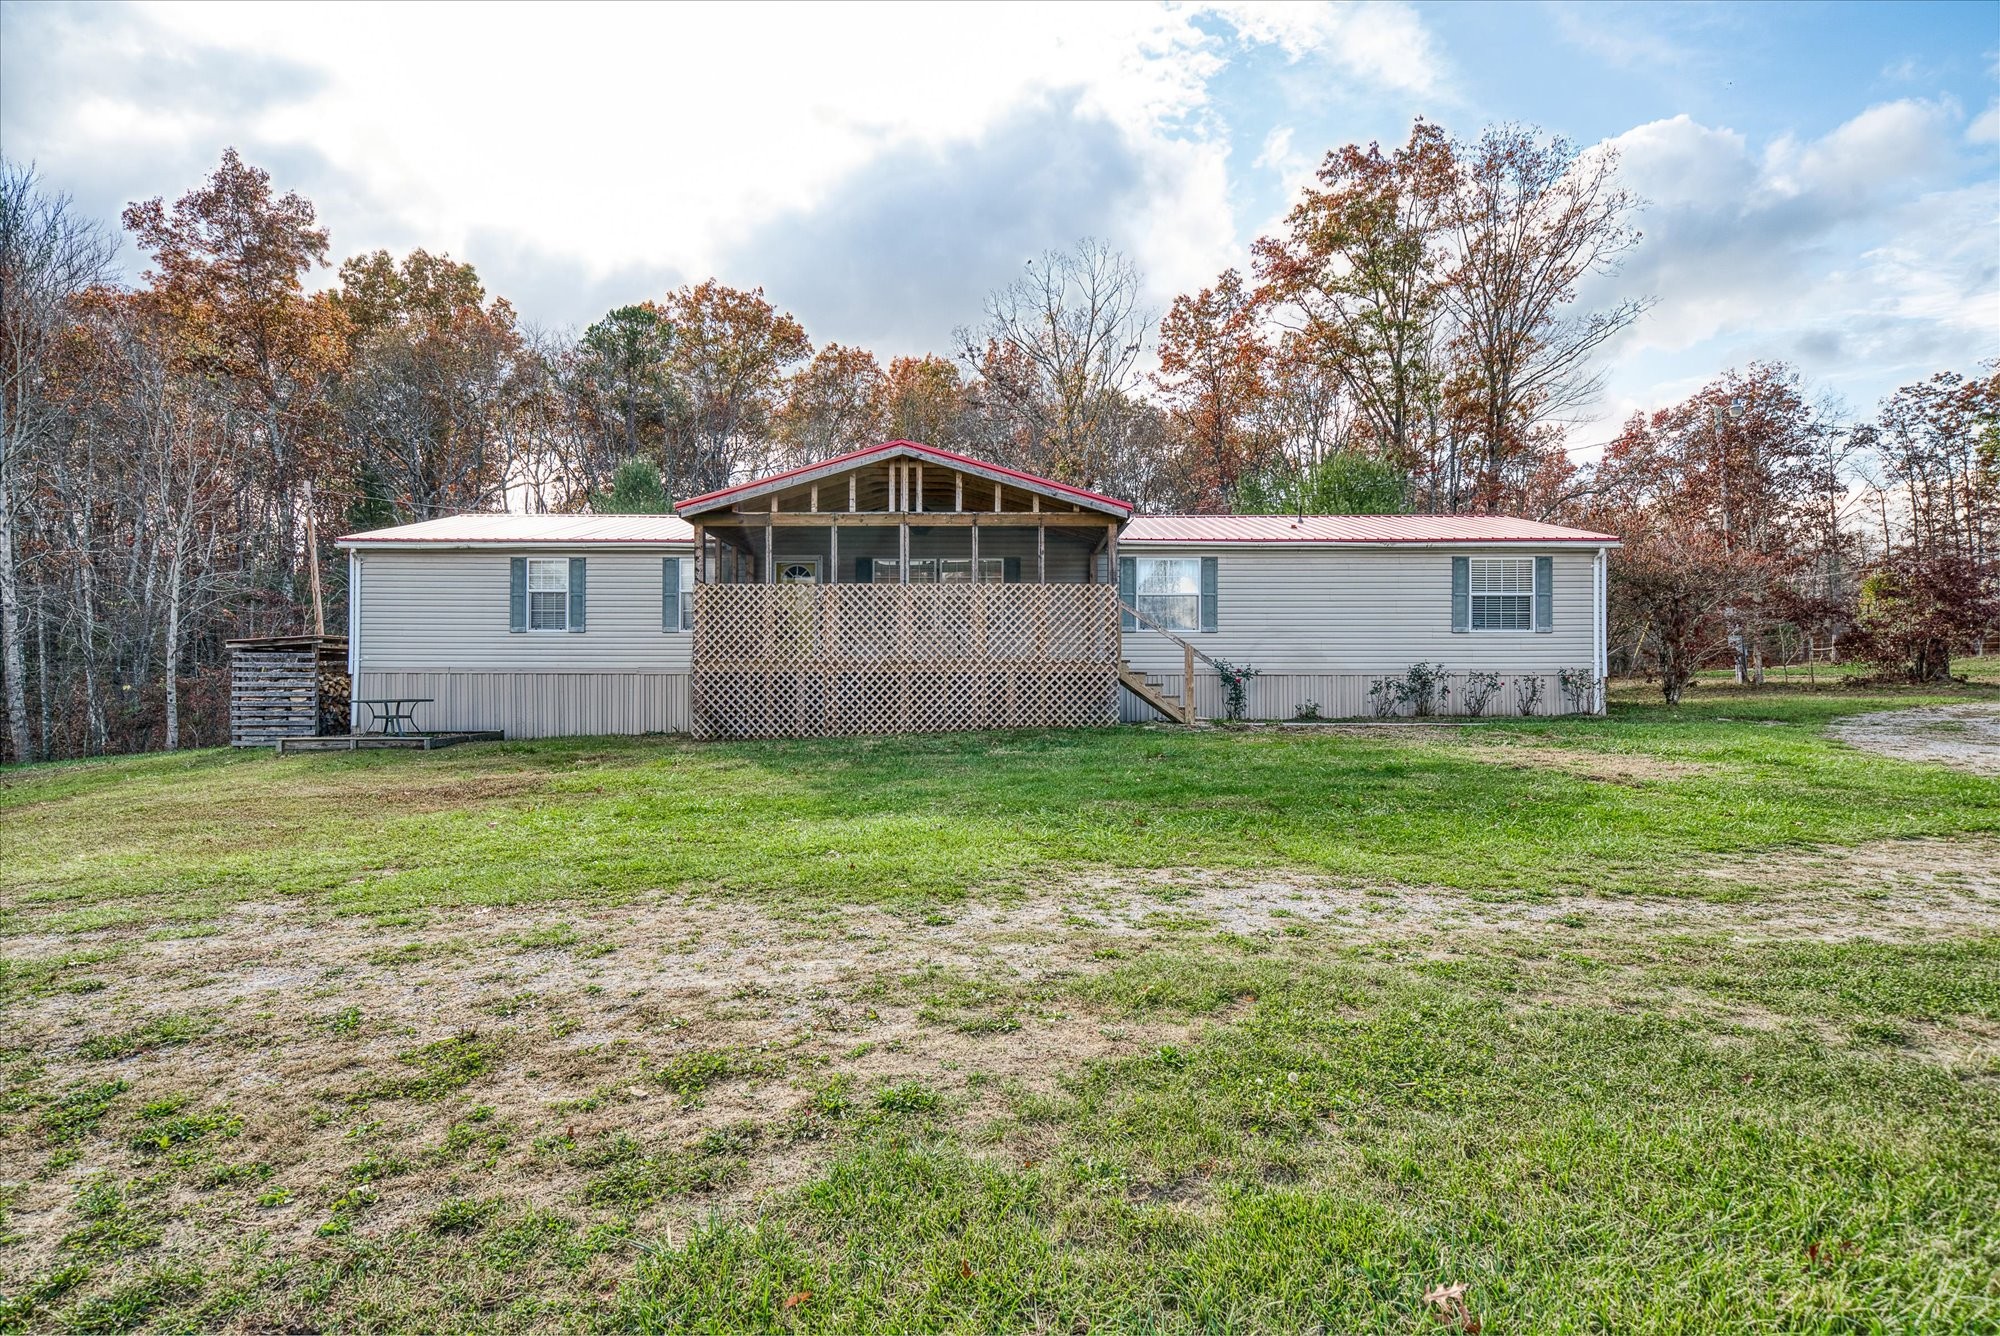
[2,123,1993,761]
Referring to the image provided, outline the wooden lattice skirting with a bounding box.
[692,584,1119,738]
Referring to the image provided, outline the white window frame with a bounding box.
[526,557,570,633]
[677,556,695,631]
[1136,557,1200,632]
[1468,557,1534,633]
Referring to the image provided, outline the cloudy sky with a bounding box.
[4,0,1996,447]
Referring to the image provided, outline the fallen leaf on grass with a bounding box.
[960,1259,974,1279]
[1424,1281,1479,1333]
[782,1291,811,1309]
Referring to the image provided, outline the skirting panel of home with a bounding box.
[352,671,692,739]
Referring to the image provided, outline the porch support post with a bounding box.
[969,518,979,582]
[1036,521,1046,584]
[765,521,775,583]
[899,520,909,582]
[829,520,839,584]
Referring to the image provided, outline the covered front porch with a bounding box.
[676,441,1131,739]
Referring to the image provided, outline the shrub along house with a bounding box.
[337,439,1618,739]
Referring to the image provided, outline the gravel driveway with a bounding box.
[1829,703,2000,776]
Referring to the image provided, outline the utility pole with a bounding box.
[303,479,325,636]
[1711,398,1748,684]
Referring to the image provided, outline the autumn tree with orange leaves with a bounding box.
[335,248,530,519]
[656,281,810,495]
[775,343,888,467]
[1245,119,1645,516]
[1153,268,1274,510]
[122,148,351,601]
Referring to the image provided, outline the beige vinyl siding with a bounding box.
[355,549,693,673]
[1118,547,1599,676]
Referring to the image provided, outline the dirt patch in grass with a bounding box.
[1456,735,1717,784]
[1055,835,2000,944]
[0,891,1189,1288]
[1829,703,2000,775]
[6,848,1996,1325]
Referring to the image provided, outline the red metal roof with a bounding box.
[675,440,1133,516]
[1120,515,1619,545]
[337,514,695,546]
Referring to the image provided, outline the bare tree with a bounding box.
[1442,126,1652,510]
[958,237,1150,486]
[0,161,117,762]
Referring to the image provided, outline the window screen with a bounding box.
[526,558,569,631]
[1136,558,1200,631]
[1469,557,1533,631]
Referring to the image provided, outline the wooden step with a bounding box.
[1118,669,1193,725]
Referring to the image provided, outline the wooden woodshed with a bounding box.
[228,635,350,746]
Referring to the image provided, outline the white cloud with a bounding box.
[1253,125,1297,174]
[1759,98,1956,208]
[1591,100,1997,422]
[1970,102,2000,144]
[4,0,1445,343]
[1212,1,1446,97]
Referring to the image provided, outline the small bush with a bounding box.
[1460,671,1502,718]
[1557,666,1599,714]
[1370,663,1450,717]
[1210,659,1260,722]
[1515,674,1546,716]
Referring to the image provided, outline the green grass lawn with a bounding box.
[6,673,2000,928]
[2,678,1997,1331]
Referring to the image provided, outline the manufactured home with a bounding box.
[336,440,1618,739]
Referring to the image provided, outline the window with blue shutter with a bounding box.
[526,557,569,632]
[1467,557,1533,631]
[663,556,694,632]
[567,556,587,633]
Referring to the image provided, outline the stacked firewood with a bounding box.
[318,670,352,735]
